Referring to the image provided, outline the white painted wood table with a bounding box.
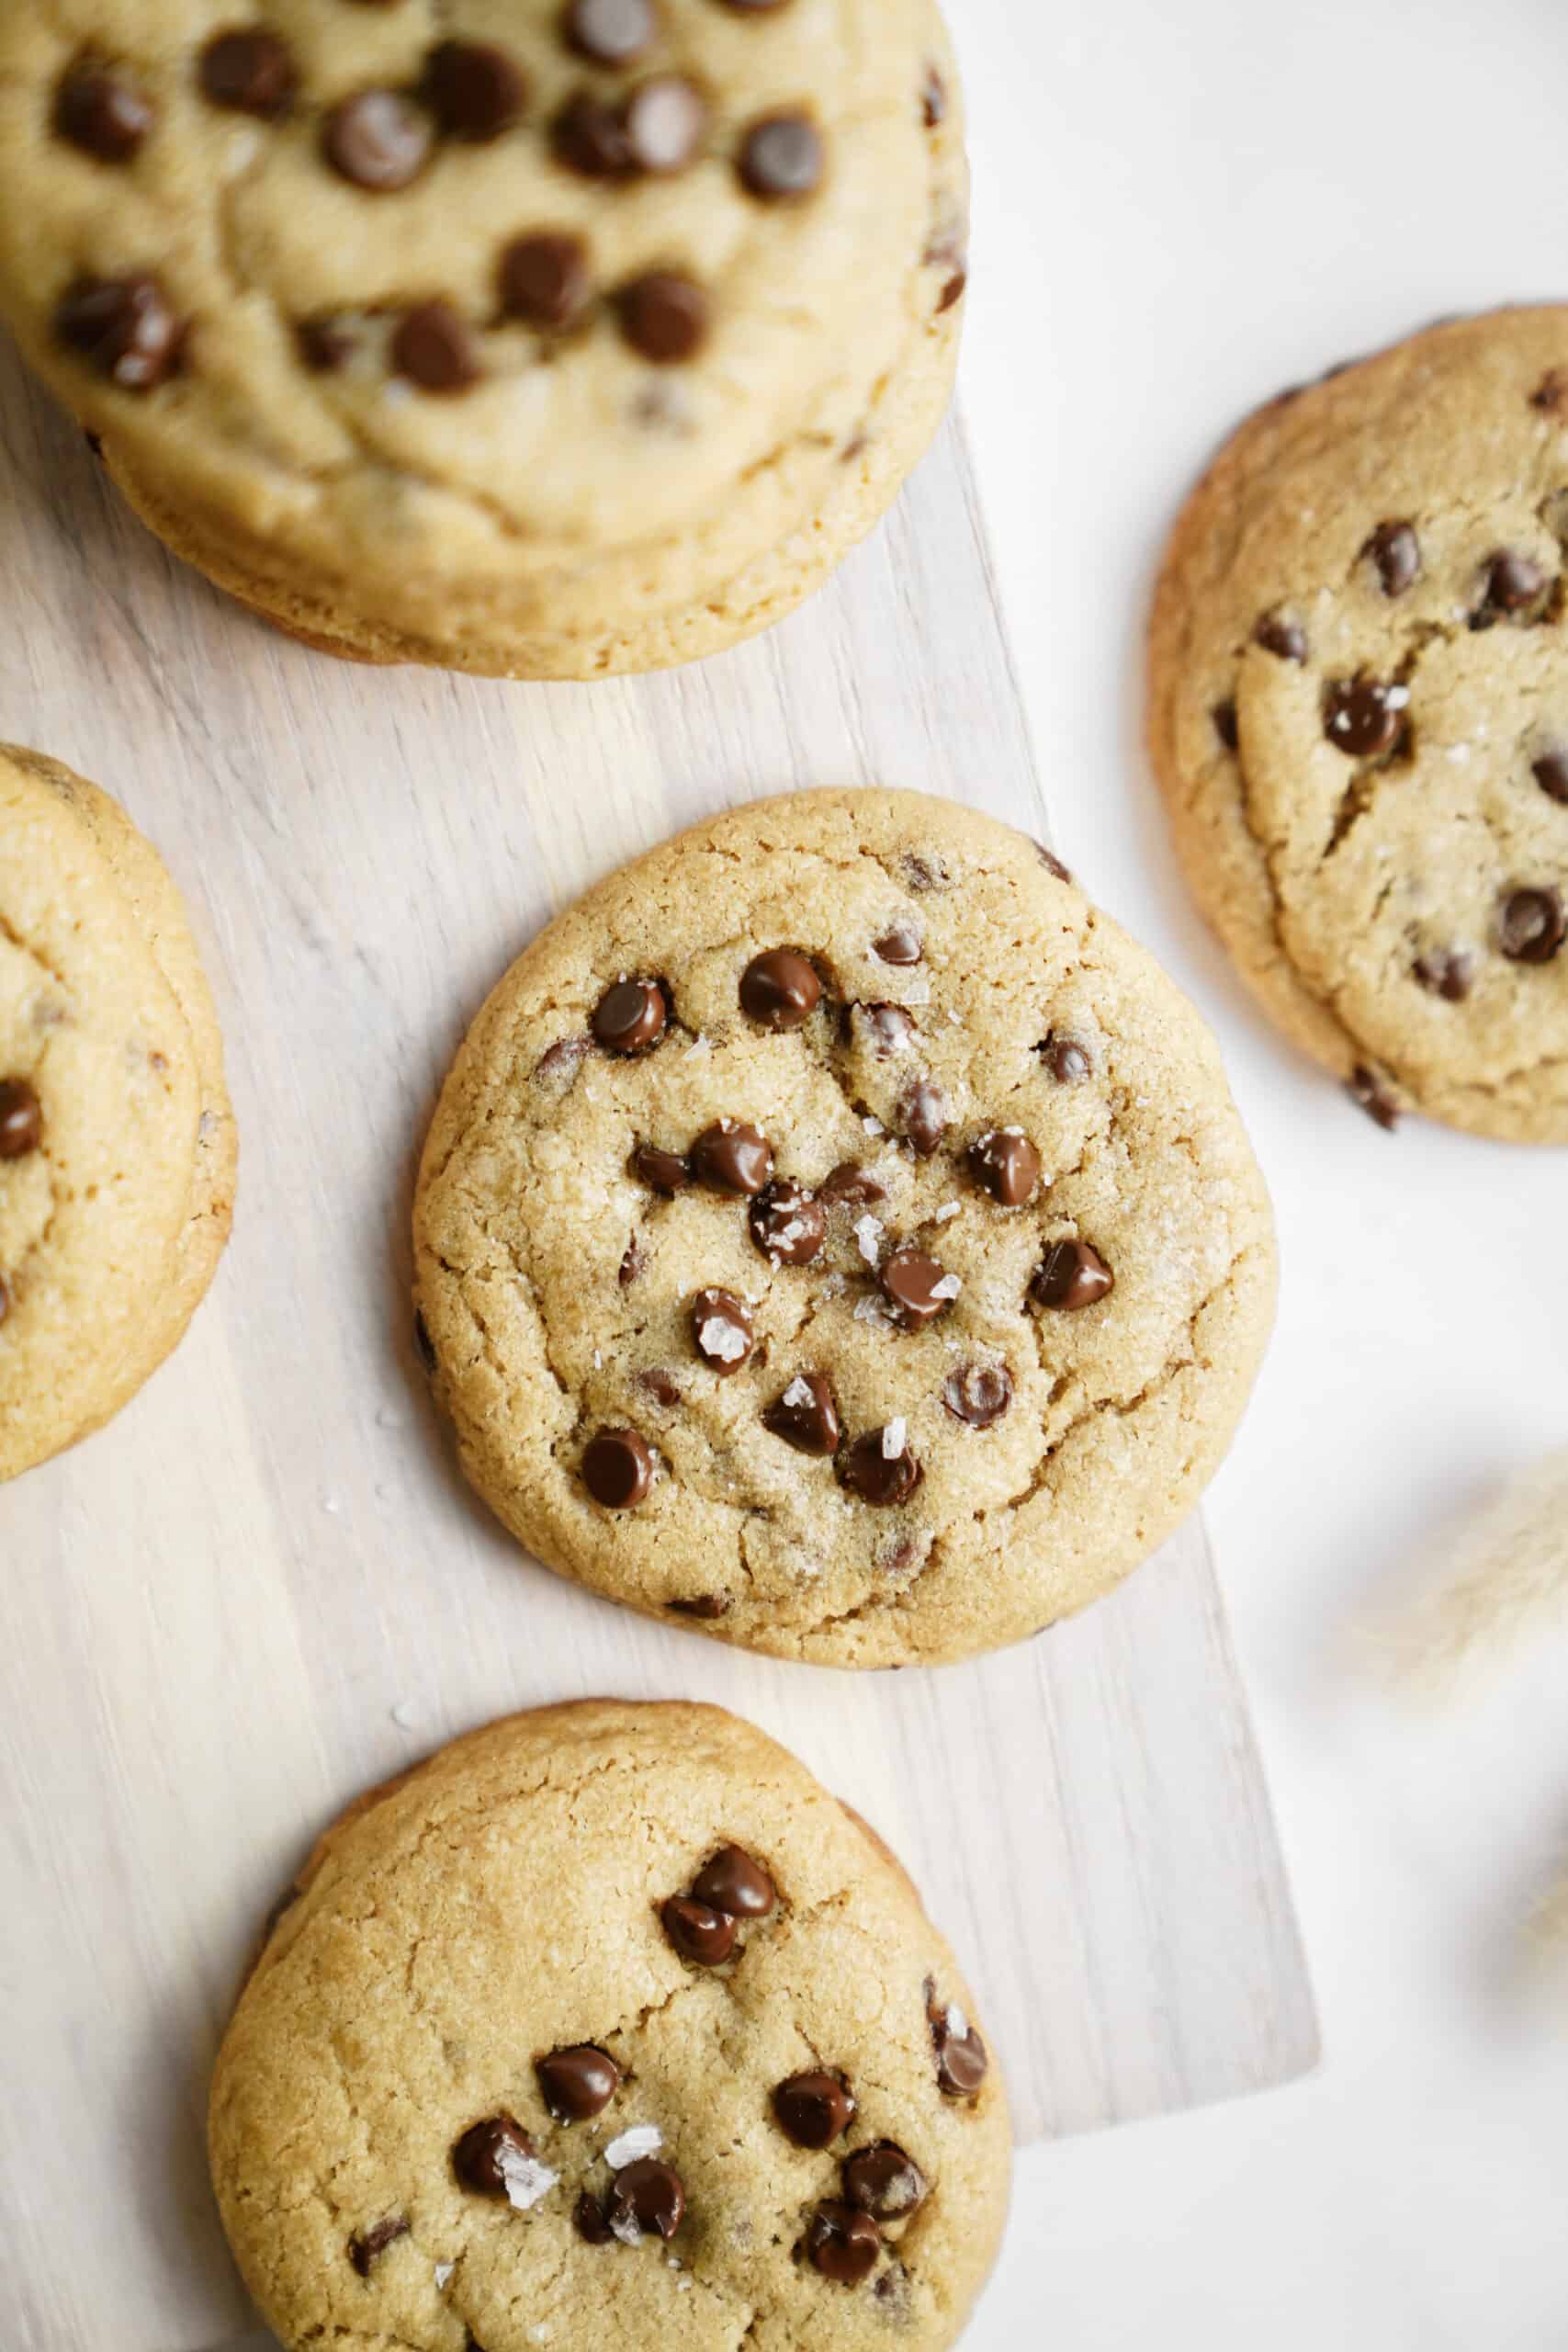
[0,337,1316,2352]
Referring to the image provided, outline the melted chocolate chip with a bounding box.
[840,1427,921,1507]
[500,231,592,329]
[807,2201,882,2287]
[56,274,182,390]
[606,2157,684,2240]
[740,947,821,1029]
[968,1126,1040,1207]
[1347,1064,1400,1131]
[692,1287,755,1374]
[1533,749,1568,805]
[1481,549,1547,616]
[661,1894,737,1966]
[1413,948,1475,1001]
[921,66,947,127]
[691,1120,773,1195]
[453,2114,536,2198]
[1031,1238,1113,1312]
[1364,520,1421,597]
[763,1371,840,1455]
[873,923,922,966]
[1534,368,1568,414]
[852,1001,916,1057]
[773,2072,856,2149]
[1255,613,1308,662]
[638,1367,681,1408]
[617,270,710,364]
[553,89,634,175]
[574,2189,615,2244]
[936,267,967,313]
[1498,885,1565,964]
[581,1429,654,1509]
[897,1077,949,1158]
[55,60,155,161]
[297,317,355,372]
[199,29,297,119]
[692,1844,776,1916]
[424,40,527,141]
[0,1079,42,1160]
[1040,1033,1091,1084]
[623,75,706,172]
[391,300,481,392]
[903,850,951,892]
[618,1236,647,1287]
[669,1592,730,1619]
[413,1308,437,1374]
[739,110,824,199]
[592,977,668,1053]
[1324,677,1407,760]
[536,2045,620,2122]
[323,91,432,190]
[1211,698,1239,752]
[881,1250,958,1329]
[843,2143,927,2221]
[930,1998,987,2097]
[633,1141,690,1195]
[565,0,657,62]
[348,2215,409,2275]
[750,1180,826,1266]
[943,1363,1012,1430]
[820,1162,886,1205]
[535,1034,592,1084]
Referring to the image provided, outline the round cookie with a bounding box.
[412,788,1276,1667]
[0,2,967,681]
[1148,306,1568,1142]
[0,743,235,1479]
[210,1699,1011,2352]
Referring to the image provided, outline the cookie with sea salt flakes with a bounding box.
[0,0,966,679]
[1149,306,1568,1141]
[412,788,1276,1667]
[209,1700,1011,2352]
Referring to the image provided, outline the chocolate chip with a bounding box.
[773,2072,856,2149]
[535,1034,593,1085]
[691,1120,773,1195]
[692,1844,776,1916]
[1533,368,1568,414]
[820,1162,886,1205]
[921,66,947,127]
[930,1997,987,2098]
[581,1429,654,1509]
[453,2114,536,2198]
[424,40,527,141]
[843,2143,927,2221]
[348,2215,409,2275]
[1534,750,1568,805]
[669,1594,729,1619]
[56,274,182,391]
[897,1078,948,1158]
[936,268,967,313]
[806,2200,882,2287]
[297,317,356,372]
[873,923,922,966]
[638,1367,681,1407]
[0,1079,42,1160]
[1347,1063,1400,1131]
[1364,520,1421,597]
[624,75,706,172]
[942,1363,1011,1430]
[1255,613,1307,662]
[198,29,297,119]
[501,231,592,329]
[606,2157,684,2241]
[851,1001,916,1057]
[740,948,821,1029]
[1031,1238,1113,1312]
[1498,885,1565,964]
[617,270,710,364]
[323,91,432,190]
[634,1141,690,1195]
[1480,549,1548,617]
[391,300,481,392]
[739,110,824,199]
[55,60,154,161]
[903,850,951,892]
[1040,1033,1090,1084]
[692,1287,755,1374]
[840,1426,921,1507]
[413,1308,437,1374]
[593,977,668,1053]
[1323,677,1407,760]
[1035,842,1073,883]
[762,1369,840,1454]
[565,0,657,62]
[1211,699,1239,752]
[619,1237,647,1287]
[881,1250,958,1329]
[553,90,635,175]
[661,1895,736,1965]
[536,2045,620,2122]
[574,2190,615,2244]
[968,1126,1039,1207]
[750,1180,826,1267]
[1413,948,1475,1001]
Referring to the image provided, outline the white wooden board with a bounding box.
[0,336,1316,2352]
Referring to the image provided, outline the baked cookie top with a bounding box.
[1149,306,1568,1141]
[210,1700,1011,2352]
[413,789,1276,1666]
[0,1,964,616]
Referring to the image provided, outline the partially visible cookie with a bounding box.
[210,1699,1011,2352]
[412,787,1276,1666]
[0,744,234,1478]
[1149,306,1568,1141]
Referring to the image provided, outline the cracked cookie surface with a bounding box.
[0,0,966,678]
[412,788,1276,1667]
[1148,306,1568,1141]
[0,742,234,1480]
[209,1699,1011,2352]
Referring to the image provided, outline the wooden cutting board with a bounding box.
[0,336,1316,2352]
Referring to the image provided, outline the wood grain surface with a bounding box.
[0,335,1317,2352]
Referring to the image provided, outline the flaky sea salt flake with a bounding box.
[604,2123,662,2169]
[884,1418,908,1457]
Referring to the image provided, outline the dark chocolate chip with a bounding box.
[1323,677,1407,760]
[692,1844,776,1917]
[739,110,823,199]
[574,2189,615,2244]
[1040,1033,1091,1083]
[1498,885,1565,964]
[840,1426,921,1507]
[903,850,951,892]
[1532,368,1568,414]
[323,91,433,190]
[1211,698,1239,752]
[873,923,922,967]
[634,1141,690,1195]
[623,75,706,172]
[639,1366,681,1407]
[851,1001,916,1057]
[1533,750,1568,805]
[968,1126,1039,1207]
[763,1370,840,1456]
[881,1250,958,1329]
[413,1308,437,1374]
[198,29,297,119]
[1480,549,1549,620]
[536,2045,620,2122]
[661,1894,736,1966]
[55,274,182,390]
[606,2157,684,2241]
[617,270,710,364]
[936,268,967,313]
[807,2200,882,2286]
[348,2215,409,2275]
[297,317,356,372]
[1413,948,1475,1002]
[501,231,592,329]
[897,1078,948,1158]
[1255,613,1307,662]
[1347,1063,1400,1131]
[565,0,657,62]
[668,1593,730,1619]
[929,1996,987,2097]
[750,1180,826,1266]
[55,60,155,161]
[423,40,527,141]
[553,89,635,175]
[535,1034,593,1084]
[820,1162,886,1205]
[1031,1238,1113,1312]
[593,977,668,1053]
[581,1429,654,1508]
[691,1120,773,1195]
[773,2071,856,2149]
[0,1079,42,1160]
[692,1287,755,1375]
[619,1236,647,1287]
[1364,520,1421,597]
[843,2142,927,2221]
[740,948,821,1029]
[391,300,481,392]
[942,1363,1011,1430]
[453,2113,536,2198]
[921,66,947,127]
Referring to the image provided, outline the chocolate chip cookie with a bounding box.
[0,1,966,679]
[0,744,234,1480]
[1149,306,1568,1141]
[209,1700,1010,2352]
[412,789,1276,1666]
